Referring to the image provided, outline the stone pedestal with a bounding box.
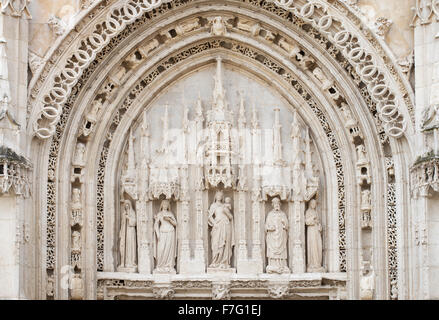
[207,267,236,274]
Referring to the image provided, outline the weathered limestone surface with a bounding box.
[1,0,439,300]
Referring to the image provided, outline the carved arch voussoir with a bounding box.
[29,0,413,141]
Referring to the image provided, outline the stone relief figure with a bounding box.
[71,188,83,227]
[305,199,325,272]
[210,16,228,36]
[265,197,290,274]
[313,67,333,90]
[153,200,177,273]
[118,200,137,272]
[208,191,235,269]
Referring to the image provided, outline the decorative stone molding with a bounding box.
[272,0,407,138]
[30,0,411,140]
[0,0,31,18]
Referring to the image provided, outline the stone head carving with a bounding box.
[160,199,171,211]
[214,190,224,202]
[272,197,281,210]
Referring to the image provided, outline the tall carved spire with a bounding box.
[291,109,302,165]
[127,128,136,175]
[141,111,150,160]
[251,100,259,131]
[158,104,170,153]
[305,127,313,178]
[195,92,204,123]
[212,56,227,111]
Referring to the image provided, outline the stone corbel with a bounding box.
[212,282,231,300]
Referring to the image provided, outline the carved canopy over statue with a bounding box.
[154,200,177,274]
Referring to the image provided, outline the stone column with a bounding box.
[0,4,31,300]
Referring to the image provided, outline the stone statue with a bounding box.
[265,197,290,274]
[118,200,137,272]
[210,16,228,36]
[208,191,235,269]
[72,142,86,166]
[153,200,177,273]
[360,266,375,300]
[356,144,368,165]
[71,188,83,227]
[305,199,325,272]
[72,231,81,253]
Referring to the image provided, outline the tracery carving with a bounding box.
[0,0,31,18]
[153,200,177,274]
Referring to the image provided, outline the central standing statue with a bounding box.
[118,200,137,272]
[208,191,235,269]
[154,200,177,273]
[265,197,290,274]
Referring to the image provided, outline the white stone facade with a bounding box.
[0,0,438,300]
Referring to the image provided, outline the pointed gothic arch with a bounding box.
[27,0,416,300]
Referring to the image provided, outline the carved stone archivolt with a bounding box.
[33,0,407,300]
